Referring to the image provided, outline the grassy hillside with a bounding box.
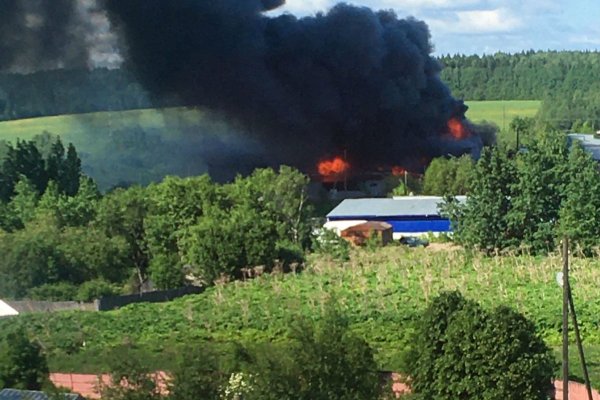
[466,100,541,131]
[0,108,252,189]
[0,101,542,189]
[3,246,600,382]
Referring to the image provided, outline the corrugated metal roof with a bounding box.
[341,221,392,232]
[0,389,82,400]
[568,134,600,160]
[327,196,466,219]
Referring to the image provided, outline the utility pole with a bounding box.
[560,237,594,400]
[562,238,569,400]
[568,279,594,400]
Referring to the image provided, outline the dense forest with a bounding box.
[439,51,600,130]
[0,68,180,121]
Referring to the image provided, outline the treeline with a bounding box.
[438,51,600,130]
[439,50,600,100]
[0,138,82,203]
[0,138,312,300]
[2,52,598,130]
[0,68,181,121]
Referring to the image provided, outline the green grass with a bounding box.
[0,108,236,189]
[0,101,543,189]
[3,246,600,386]
[465,100,541,130]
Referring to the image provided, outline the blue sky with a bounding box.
[268,0,600,55]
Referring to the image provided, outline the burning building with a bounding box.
[102,0,489,176]
[0,0,493,179]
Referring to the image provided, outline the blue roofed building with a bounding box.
[326,196,466,239]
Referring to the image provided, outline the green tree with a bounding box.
[9,176,39,227]
[0,222,70,299]
[45,138,65,185]
[0,141,47,199]
[224,166,313,248]
[96,186,150,291]
[60,143,82,196]
[507,131,569,253]
[0,328,49,390]
[558,143,600,253]
[407,291,556,400]
[59,227,130,284]
[247,305,381,400]
[101,347,162,400]
[144,175,217,287]
[422,156,472,196]
[422,158,449,195]
[181,206,277,284]
[169,345,242,400]
[509,116,536,147]
[450,147,517,251]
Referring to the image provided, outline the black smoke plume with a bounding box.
[0,0,92,72]
[103,0,486,173]
[0,0,488,174]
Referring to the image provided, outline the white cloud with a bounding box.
[378,0,479,10]
[569,34,600,46]
[272,0,481,15]
[430,8,522,34]
[273,0,332,15]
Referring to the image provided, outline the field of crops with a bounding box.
[0,101,542,188]
[3,245,600,382]
[465,100,541,129]
[0,107,239,189]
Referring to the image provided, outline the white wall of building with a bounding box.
[0,300,18,317]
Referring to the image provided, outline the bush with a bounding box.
[27,282,78,301]
[76,279,122,302]
[166,305,381,400]
[148,254,185,290]
[313,229,350,261]
[246,305,381,400]
[0,327,49,390]
[406,291,556,400]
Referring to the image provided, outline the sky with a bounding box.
[268,0,600,55]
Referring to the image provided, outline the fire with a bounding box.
[447,117,469,140]
[318,156,350,177]
[392,166,406,176]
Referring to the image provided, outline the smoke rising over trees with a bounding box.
[0,0,487,172]
[103,0,483,170]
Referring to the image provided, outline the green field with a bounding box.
[3,246,600,385]
[0,101,543,188]
[0,108,239,189]
[465,100,541,129]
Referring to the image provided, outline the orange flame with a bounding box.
[447,118,469,140]
[391,166,406,176]
[318,156,350,177]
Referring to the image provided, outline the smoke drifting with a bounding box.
[0,0,91,71]
[0,0,490,173]
[103,0,486,172]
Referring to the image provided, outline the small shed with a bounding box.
[341,221,393,246]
